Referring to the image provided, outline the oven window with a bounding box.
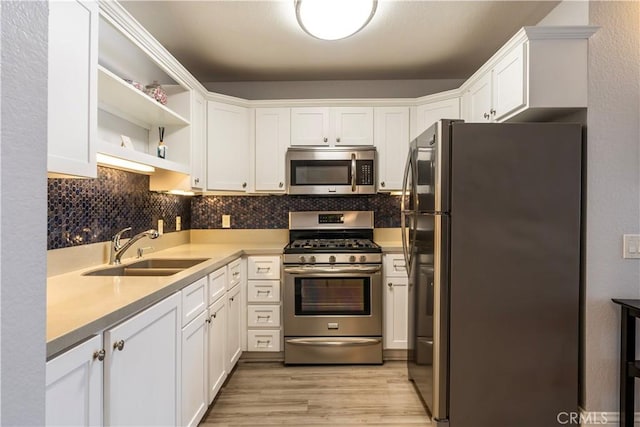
[291,160,351,185]
[294,277,371,316]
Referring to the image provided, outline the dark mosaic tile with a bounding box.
[48,166,192,250]
[190,194,401,229]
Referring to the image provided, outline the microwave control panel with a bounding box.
[356,160,374,185]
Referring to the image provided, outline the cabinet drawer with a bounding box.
[247,280,280,303]
[384,254,407,277]
[182,276,208,326]
[208,266,227,306]
[247,305,281,328]
[228,258,242,287]
[247,330,281,352]
[247,256,280,280]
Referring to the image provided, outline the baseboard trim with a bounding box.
[383,349,408,361]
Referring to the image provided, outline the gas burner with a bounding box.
[290,238,379,251]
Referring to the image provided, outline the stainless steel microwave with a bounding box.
[286,147,376,195]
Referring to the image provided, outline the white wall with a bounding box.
[538,0,589,26]
[0,1,47,425]
[584,0,640,413]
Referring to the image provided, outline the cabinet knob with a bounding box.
[279,182,284,188]
[194,178,200,184]
[93,349,106,361]
[483,112,490,120]
[113,340,125,351]
[323,137,328,143]
[336,137,341,143]
[388,282,393,288]
[380,181,385,187]
[490,108,496,115]
[242,182,247,188]
[205,317,211,324]
[230,296,235,302]
[212,312,217,319]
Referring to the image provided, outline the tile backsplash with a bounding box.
[48,167,191,250]
[48,167,401,250]
[191,194,401,229]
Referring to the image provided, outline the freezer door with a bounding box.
[407,213,449,422]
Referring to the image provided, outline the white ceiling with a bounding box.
[120,0,560,83]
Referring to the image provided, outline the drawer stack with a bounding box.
[246,256,281,352]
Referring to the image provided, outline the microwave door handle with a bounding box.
[351,153,357,192]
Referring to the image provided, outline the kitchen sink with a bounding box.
[83,258,210,277]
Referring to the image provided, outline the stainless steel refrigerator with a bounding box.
[402,119,581,427]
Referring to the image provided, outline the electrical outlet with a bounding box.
[157,219,164,235]
[623,234,640,259]
[222,215,231,229]
[176,216,181,231]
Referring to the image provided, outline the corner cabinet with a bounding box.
[374,107,410,192]
[104,292,181,426]
[207,101,249,191]
[46,334,103,426]
[291,107,373,146]
[48,0,98,178]
[414,96,461,139]
[461,26,596,123]
[255,108,290,192]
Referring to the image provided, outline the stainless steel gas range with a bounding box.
[282,211,383,365]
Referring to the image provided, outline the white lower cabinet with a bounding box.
[383,254,409,350]
[246,255,282,354]
[227,283,243,368]
[46,334,103,426]
[104,292,181,426]
[207,295,227,403]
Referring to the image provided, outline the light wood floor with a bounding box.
[200,361,432,426]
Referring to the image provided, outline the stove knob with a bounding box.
[349,255,356,263]
[309,256,316,264]
[299,256,306,263]
[329,255,336,264]
[359,255,367,263]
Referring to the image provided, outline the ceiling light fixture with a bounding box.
[295,0,377,41]
[96,153,156,174]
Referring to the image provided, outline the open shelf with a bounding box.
[98,65,190,129]
[97,140,190,175]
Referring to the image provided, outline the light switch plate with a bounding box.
[157,219,164,235]
[176,216,181,231]
[623,234,640,258]
[222,215,231,229]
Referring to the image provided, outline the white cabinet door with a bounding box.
[255,108,290,192]
[181,310,208,427]
[207,296,227,404]
[191,91,206,189]
[46,335,103,427]
[104,292,181,426]
[332,107,374,146]
[374,107,410,191]
[207,101,249,191]
[466,72,493,123]
[492,44,526,121]
[227,284,242,369]
[415,98,461,138]
[291,107,330,146]
[48,0,97,178]
[384,277,409,350]
[209,265,227,306]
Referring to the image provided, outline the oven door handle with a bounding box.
[283,266,382,274]
[286,337,382,347]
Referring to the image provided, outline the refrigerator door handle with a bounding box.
[400,150,412,272]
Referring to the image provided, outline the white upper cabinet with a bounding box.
[48,0,98,178]
[461,27,595,123]
[255,108,290,192]
[374,107,410,192]
[190,91,206,189]
[207,101,249,191]
[291,107,374,146]
[414,97,461,139]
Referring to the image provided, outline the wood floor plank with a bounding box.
[200,361,432,426]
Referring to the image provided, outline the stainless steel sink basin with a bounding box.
[83,258,210,277]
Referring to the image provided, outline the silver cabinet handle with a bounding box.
[230,297,235,302]
[323,137,328,143]
[380,181,385,187]
[256,266,271,272]
[483,112,490,120]
[194,178,200,184]
[256,289,271,294]
[242,182,247,188]
[336,137,341,143]
[212,312,217,319]
[232,271,240,277]
[93,349,106,361]
[205,317,211,324]
[256,315,271,320]
[256,340,271,345]
[387,282,393,288]
[113,340,125,351]
[279,182,284,188]
[490,108,496,115]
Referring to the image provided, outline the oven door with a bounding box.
[283,265,382,337]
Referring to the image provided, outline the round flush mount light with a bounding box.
[295,0,378,41]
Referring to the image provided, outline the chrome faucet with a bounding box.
[110,227,160,265]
